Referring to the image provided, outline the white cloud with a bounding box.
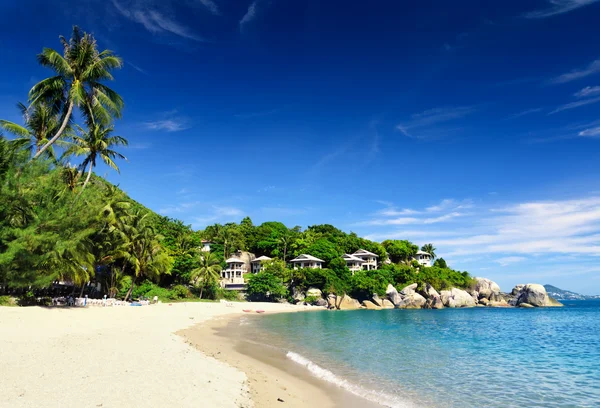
[550,59,600,84]
[112,0,205,41]
[240,1,258,29]
[507,108,543,119]
[197,0,220,15]
[426,198,473,212]
[396,106,477,140]
[548,96,600,114]
[358,199,472,226]
[127,62,147,74]
[574,86,600,98]
[494,256,527,266]
[523,0,600,19]
[144,119,188,132]
[579,127,600,137]
[192,206,245,227]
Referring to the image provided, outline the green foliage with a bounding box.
[261,258,291,283]
[433,258,448,268]
[246,272,288,301]
[0,296,18,306]
[303,295,319,305]
[349,270,389,300]
[382,239,418,264]
[421,243,437,259]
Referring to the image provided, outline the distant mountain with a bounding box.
[544,285,600,301]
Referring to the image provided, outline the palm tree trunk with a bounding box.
[124,277,136,301]
[79,283,86,298]
[32,100,74,160]
[75,162,93,201]
[199,285,203,300]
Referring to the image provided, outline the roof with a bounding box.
[225,257,245,264]
[343,254,366,263]
[251,256,272,263]
[416,250,431,256]
[290,254,325,263]
[353,249,379,258]
[201,240,212,244]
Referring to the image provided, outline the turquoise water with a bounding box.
[244,300,600,407]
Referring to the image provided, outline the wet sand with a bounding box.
[180,313,383,408]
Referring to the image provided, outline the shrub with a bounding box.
[303,295,319,305]
[246,272,288,301]
[170,284,193,299]
[218,289,240,301]
[0,295,18,307]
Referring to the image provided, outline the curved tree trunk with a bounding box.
[75,162,94,200]
[32,100,74,160]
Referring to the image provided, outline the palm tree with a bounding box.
[190,251,222,299]
[65,123,127,196]
[0,102,67,160]
[30,26,123,160]
[421,243,437,259]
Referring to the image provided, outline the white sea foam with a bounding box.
[286,351,419,408]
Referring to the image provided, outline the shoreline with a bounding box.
[179,311,383,408]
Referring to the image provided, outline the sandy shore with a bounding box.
[0,302,377,408]
[0,302,306,408]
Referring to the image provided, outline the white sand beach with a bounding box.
[0,302,318,408]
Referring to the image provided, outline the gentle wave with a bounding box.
[286,351,419,408]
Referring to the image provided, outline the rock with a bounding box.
[441,288,476,308]
[431,296,444,309]
[362,300,382,310]
[400,283,418,296]
[467,289,479,302]
[475,277,501,299]
[511,284,525,296]
[381,299,395,309]
[386,284,403,307]
[512,283,563,307]
[372,294,383,307]
[315,298,328,307]
[422,283,440,299]
[397,293,427,309]
[479,298,490,306]
[292,287,305,302]
[489,300,510,307]
[338,294,361,310]
[519,303,534,308]
[327,294,337,309]
[306,287,323,298]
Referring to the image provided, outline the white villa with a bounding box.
[290,254,324,269]
[414,250,433,267]
[200,240,212,252]
[343,254,366,273]
[220,257,247,285]
[251,255,272,273]
[352,249,379,270]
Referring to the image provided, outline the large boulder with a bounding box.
[512,283,563,307]
[397,293,427,309]
[400,283,418,296]
[372,294,384,307]
[475,278,501,299]
[381,299,395,309]
[327,294,337,309]
[431,296,444,309]
[292,287,305,302]
[441,288,476,308]
[386,284,403,307]
[315,298,328,307]
[421,283,440,299]
[338,294,361,310]
[306,287,323,298]
[362,300,382,310]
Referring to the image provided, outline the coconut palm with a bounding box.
[65,123,127,196]
[30,26,123,160]
[190,251,222,299]
[0,102,67,160]
[421,243,437,259]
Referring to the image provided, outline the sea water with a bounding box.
[242,300,600,408]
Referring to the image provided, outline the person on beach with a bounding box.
[102,295,107,307]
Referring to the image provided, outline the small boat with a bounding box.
[256,310,265,314]
[242,309,252,313]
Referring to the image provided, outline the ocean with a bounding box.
[239,300,600,408]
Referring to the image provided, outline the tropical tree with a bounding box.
[190,251,221,299]
[30,26,123,159]
[0,102,67,160]
[382,239,418,264]
[65,123,127,195]
[421,243,437,259]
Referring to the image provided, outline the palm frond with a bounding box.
[36,48,73,76]
[0,120,30,138]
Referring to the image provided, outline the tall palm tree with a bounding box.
[30,26,123,160]
[65,123,127,196]
[0,102,67,160]
[421,243,437,259]
[190,251,222,299]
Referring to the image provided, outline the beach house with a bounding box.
[200,240,212,252]
[414,250,432,267]
[351,249,379,270]
[220,257,247,287]
[343,254,366,273]
[290,254,324,270]
[251,255,272,273]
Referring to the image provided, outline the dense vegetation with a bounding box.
[0,27,475,305]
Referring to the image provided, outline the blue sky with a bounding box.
[2,0,600,294]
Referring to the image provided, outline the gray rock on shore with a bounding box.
[510,283,563,307]
[475,277,501,299]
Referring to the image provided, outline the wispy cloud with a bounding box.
[257,185,276,193]
[507,108,543,119]
[579,127,600,137]
[112,0,206,41]
[548,95,600,114]
[550,59,600,84]
[239,1,258,30]
[191,206,245,227]
[523,0,600,19]
[358,199,473,226]
[196,0,220,16]
[127,61,147,74]
[145,119,189,132]
[574,86,600,98]
[397,106,477,140]
[494,256,527,266]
